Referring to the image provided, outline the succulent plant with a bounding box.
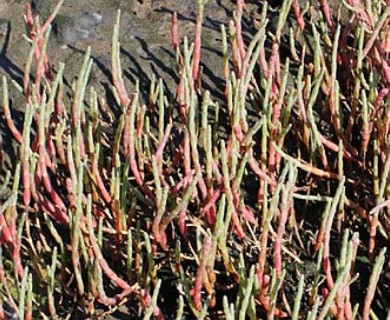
[0,0,389,319]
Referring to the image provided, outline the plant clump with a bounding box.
[0,0,389,319]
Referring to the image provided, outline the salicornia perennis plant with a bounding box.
[0,0,389,318]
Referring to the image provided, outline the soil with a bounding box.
[0,0,249,105]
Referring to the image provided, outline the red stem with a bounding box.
[171,12,179,51]
[192,1,204,83]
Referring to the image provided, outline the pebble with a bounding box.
[0,19,9,38]
[53,12,103,47]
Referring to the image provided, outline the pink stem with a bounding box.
[171,12,179,50]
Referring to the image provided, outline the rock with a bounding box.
[52,12,103,46]
[0,18,9,34]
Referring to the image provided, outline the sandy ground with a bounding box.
[0,0,247,103]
